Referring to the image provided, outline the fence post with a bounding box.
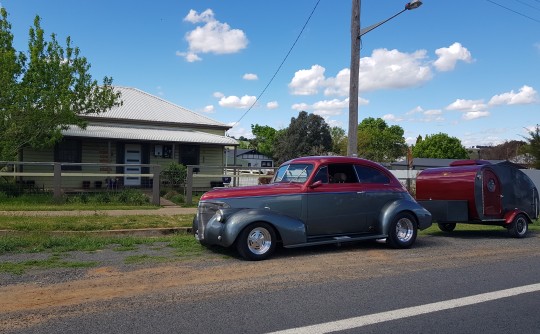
[53,163,61,200]
[152,165,161,206]
[186,166,193,205]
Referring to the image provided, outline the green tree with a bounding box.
[330,126,347,155]
[357,117,406,162]
[412,133,469,159]
[250,124,277,158]
[0,9,121,160]
[273,111,332,164]
[521,125,540,168]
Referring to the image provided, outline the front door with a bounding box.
[482,169,502,216]
[124,144,142,186]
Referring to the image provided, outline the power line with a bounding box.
[487,0,540,23]
[229,0,322,131]
[513,0,540,11]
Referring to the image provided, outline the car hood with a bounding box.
[200,183,305,201]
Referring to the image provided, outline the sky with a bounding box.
[1,0,539,148]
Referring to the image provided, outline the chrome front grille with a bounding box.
[197,201,225,240]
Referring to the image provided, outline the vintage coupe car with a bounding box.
[193,156,432,260]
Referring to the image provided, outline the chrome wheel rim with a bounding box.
[516,216,527,235]
[396,218,414,243]
[247,227,272,255]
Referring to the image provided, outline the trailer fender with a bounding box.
[504,210,531,225]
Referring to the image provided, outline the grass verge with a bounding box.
[0,214,195,232]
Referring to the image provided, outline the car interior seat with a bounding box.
[333,173,347,183]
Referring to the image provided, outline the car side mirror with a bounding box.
[310,180,323,189]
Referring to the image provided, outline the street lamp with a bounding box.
[347,0,423,157]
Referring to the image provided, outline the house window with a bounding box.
[179,144,200,170]
[55,139,82,170]
[261,161,273,167]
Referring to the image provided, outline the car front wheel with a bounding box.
[236,222,277,261]
[508,214,528,238]
[387,212,418,249]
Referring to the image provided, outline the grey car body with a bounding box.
[193,156,432,260]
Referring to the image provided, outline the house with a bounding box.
[224,148,274,170]
[21,86,238,188]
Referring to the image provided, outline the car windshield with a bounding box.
[273,163,313,184]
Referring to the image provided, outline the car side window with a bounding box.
[354,165,390,184]
[328,164,358,183]
[312,166,329,183]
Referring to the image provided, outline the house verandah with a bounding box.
[9,86,239,193]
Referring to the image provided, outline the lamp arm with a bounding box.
[359,8,407,37]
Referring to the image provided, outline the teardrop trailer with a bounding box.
[416,160,539,237]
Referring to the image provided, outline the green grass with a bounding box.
[0,254,97,275]
[0,214,195,231]
[0,192,160,211]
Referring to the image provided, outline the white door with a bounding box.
[124,144,141,186]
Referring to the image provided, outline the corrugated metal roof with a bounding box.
[63,125,238,145]
[85,87,229,128]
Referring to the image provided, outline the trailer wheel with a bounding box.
[508,214,528,238]
[438,222,456,232]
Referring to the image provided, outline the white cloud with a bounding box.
[184,9,215,23]
[310,49,433,97]
[323,69,350,96]
[218,95,256,108]
[312,98,349,116]
[357,48,432,92]
[288,65,326,95]
[446,99,487,112]
[266,101,279,109]
[213,91,225,98]
[462,111,490,120]
[179,9,248,62]
[382,114,403,122]
[434,42,473,72]
[406,106,424,115]
[202,105,215,113]
[226,122,253,139]
[488,85,538,106]
[243,73,258,80]
[291,102,310,111]
[424,109,442,116]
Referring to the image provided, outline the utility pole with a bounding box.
[348,0,360,157]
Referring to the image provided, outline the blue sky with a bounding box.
[2,0,539,148]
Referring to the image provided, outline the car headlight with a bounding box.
[215,209,225,223]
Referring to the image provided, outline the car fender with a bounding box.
[379,199,433,235]
[218,208,307,247]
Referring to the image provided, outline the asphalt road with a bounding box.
[2,229,540,334]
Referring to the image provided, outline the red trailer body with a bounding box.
[416,160,538,237]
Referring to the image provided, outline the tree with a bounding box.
[0,9,121,160]
[521,125,540,168]
[477,140,525,160]
[412,133,469,159]
[273,111,332,164]
[356,117,406,162]
[250,124,278,158]
[330,126,347,155]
